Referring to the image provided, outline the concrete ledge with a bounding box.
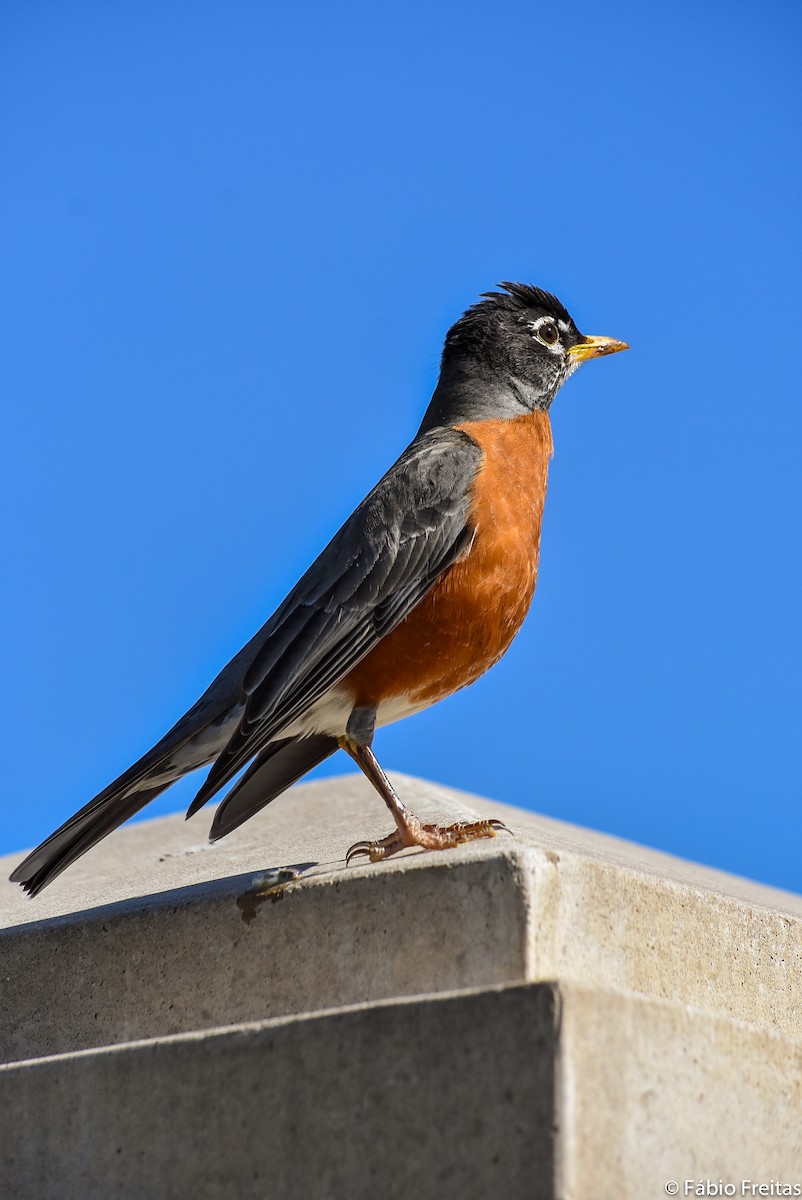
[3,776,801,1196]
[2,774,800,1064]
[0,853,528,1064]
[6,773,798,929]
[0,983,559,1200]
[2,982,799,1199]
[558,984,802,1194]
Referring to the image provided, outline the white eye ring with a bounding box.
[529,316,563,351]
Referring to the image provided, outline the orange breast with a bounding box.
[343,410,553,710]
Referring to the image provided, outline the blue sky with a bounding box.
[2,0,801,892]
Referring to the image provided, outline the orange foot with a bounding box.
[346,815,508,865]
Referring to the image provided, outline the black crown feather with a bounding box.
[482,281,571,323]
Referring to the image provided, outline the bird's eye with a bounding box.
[536,321,559,346]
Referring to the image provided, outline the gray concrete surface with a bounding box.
[2,982,799,1200]
[2,773,801,1064]
[558,984,802,1194]
[5,773,799,928]
[0,983,560,1200]
[2,775,801,1197]
[1,851,528,1063]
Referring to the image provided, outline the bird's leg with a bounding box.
[340,708,506,865]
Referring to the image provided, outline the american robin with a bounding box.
[12,282,627,896]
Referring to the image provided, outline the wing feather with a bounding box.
[190,427,481,811]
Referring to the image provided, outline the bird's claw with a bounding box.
[345,816,511,865]
[346,831,404,865]
[487,819,511,835]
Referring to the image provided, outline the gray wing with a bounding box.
[187,425,482,812]
[12,424,482,896]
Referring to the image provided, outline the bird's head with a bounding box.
[420,282,628,431]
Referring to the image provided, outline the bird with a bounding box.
[11,282,628,896]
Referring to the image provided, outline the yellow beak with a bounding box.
[567,334,630,363]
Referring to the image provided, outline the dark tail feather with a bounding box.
[10,779,173,897]
[10,707,219,896]
[208,734,338,842]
